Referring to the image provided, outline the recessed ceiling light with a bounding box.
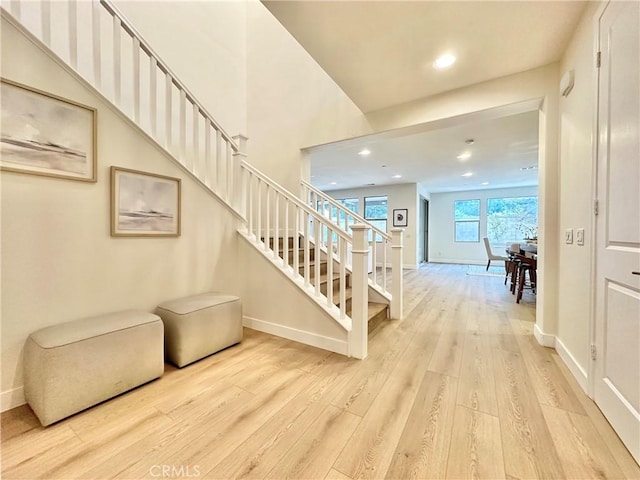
[457,152,471,160]
[481,181,489,185]
[433,53,456,70]
[461,172,473,177]
[358,149,371,156]
[330,182,337,185]
[392,174,402,179]
[520,165,538,171]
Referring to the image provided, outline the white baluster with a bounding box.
[132,37,140,123]
[303,212,310,287]
[215,130,222,192]
[247,172,254,236]
[68,0,77,69]
[382,239,388,291]
[265,186,270,251]
[256,179,262,244]
[339,238,347,319]
[314,217,321,297]
[232,134,248,216]
[350,224,370,359]
[226,141,233,203]
[204,122,212,187]
[371,235,378,285]
[41,0,51,46]
[283,199,289,269]
[164,73,172,150]
[391,228,404,320]
[326,229,334,307]
[293,205,300,276]
[9,0,21,18]
[273,192,280,260]
[179,90,186,165]
[92,0,101,88]
[149,57,157,136]
[113,16,121,105]
[191,104,199,175]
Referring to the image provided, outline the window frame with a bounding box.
[454,199,480,243]
[364,195,388,242]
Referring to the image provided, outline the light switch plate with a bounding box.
[576,228,585,246]
[565,228,574,244]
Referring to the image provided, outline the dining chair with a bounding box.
[483,237,509,271]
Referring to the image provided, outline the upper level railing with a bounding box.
[2,0,240,209]
[2,0,403,358]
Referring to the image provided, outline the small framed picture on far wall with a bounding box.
[393,208,408,227]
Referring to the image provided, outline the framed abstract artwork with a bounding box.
[110,166,181,237]
[393,208,408,227]
[0,78,97,182]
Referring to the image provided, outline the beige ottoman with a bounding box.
[157,292,242,368]
[24,310,164,426]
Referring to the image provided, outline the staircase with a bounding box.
[1,0,403,359]
[271,236,389,334]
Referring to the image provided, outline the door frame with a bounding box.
[587,0,611,398]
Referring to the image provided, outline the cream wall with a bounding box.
[246,1,371,194]
[556,2,602,384]
[326,183,420,268]
[429,186,539,265]
[0,16,242,409]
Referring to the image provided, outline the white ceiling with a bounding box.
[263,1,587,193]
[308,110,539,193]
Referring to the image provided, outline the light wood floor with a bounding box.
[2,264,639,479]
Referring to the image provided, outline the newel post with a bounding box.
[350,224,370,359]
[232,134,248,218]
[391,228,404,320]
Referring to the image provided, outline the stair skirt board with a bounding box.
[243,316,349,356]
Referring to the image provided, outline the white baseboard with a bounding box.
[243,316,349,356]
[555,337,588,393]
[533,323,556,348]
[429,259,486,266]
[1,386,25,412]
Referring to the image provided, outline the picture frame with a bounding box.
[393,208,408,227]
[1,78,97,182]
[110,166,181,237]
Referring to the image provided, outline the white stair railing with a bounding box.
[240,159,371,358]
[301,180,403,319]
[2,0,240,209]
[2,0,398,357]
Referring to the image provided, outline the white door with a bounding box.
[594,0,640,465]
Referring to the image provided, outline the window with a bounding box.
[487,196,538,244]
[364,195,387,242]
[454,199,480,242]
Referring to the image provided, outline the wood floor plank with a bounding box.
[206,364,356,479]
[488,310,520,353]
[1,422,80,472]
[551,353,640,479]
[492,348,566,479]
[384,371,457,480]
[148,370,318,477]
[265,405,361,480]
[541,404,626,479]
[332,330,440,479]
[445,405,505,480]
[457,331,499,416]
[325,468,353,480]
[510,318,586,415]
[3,264,639,480]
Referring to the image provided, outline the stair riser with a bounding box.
[280,249,315,264]
[298,261,328,276]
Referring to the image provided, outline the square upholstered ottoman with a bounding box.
[156,292,242,367]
